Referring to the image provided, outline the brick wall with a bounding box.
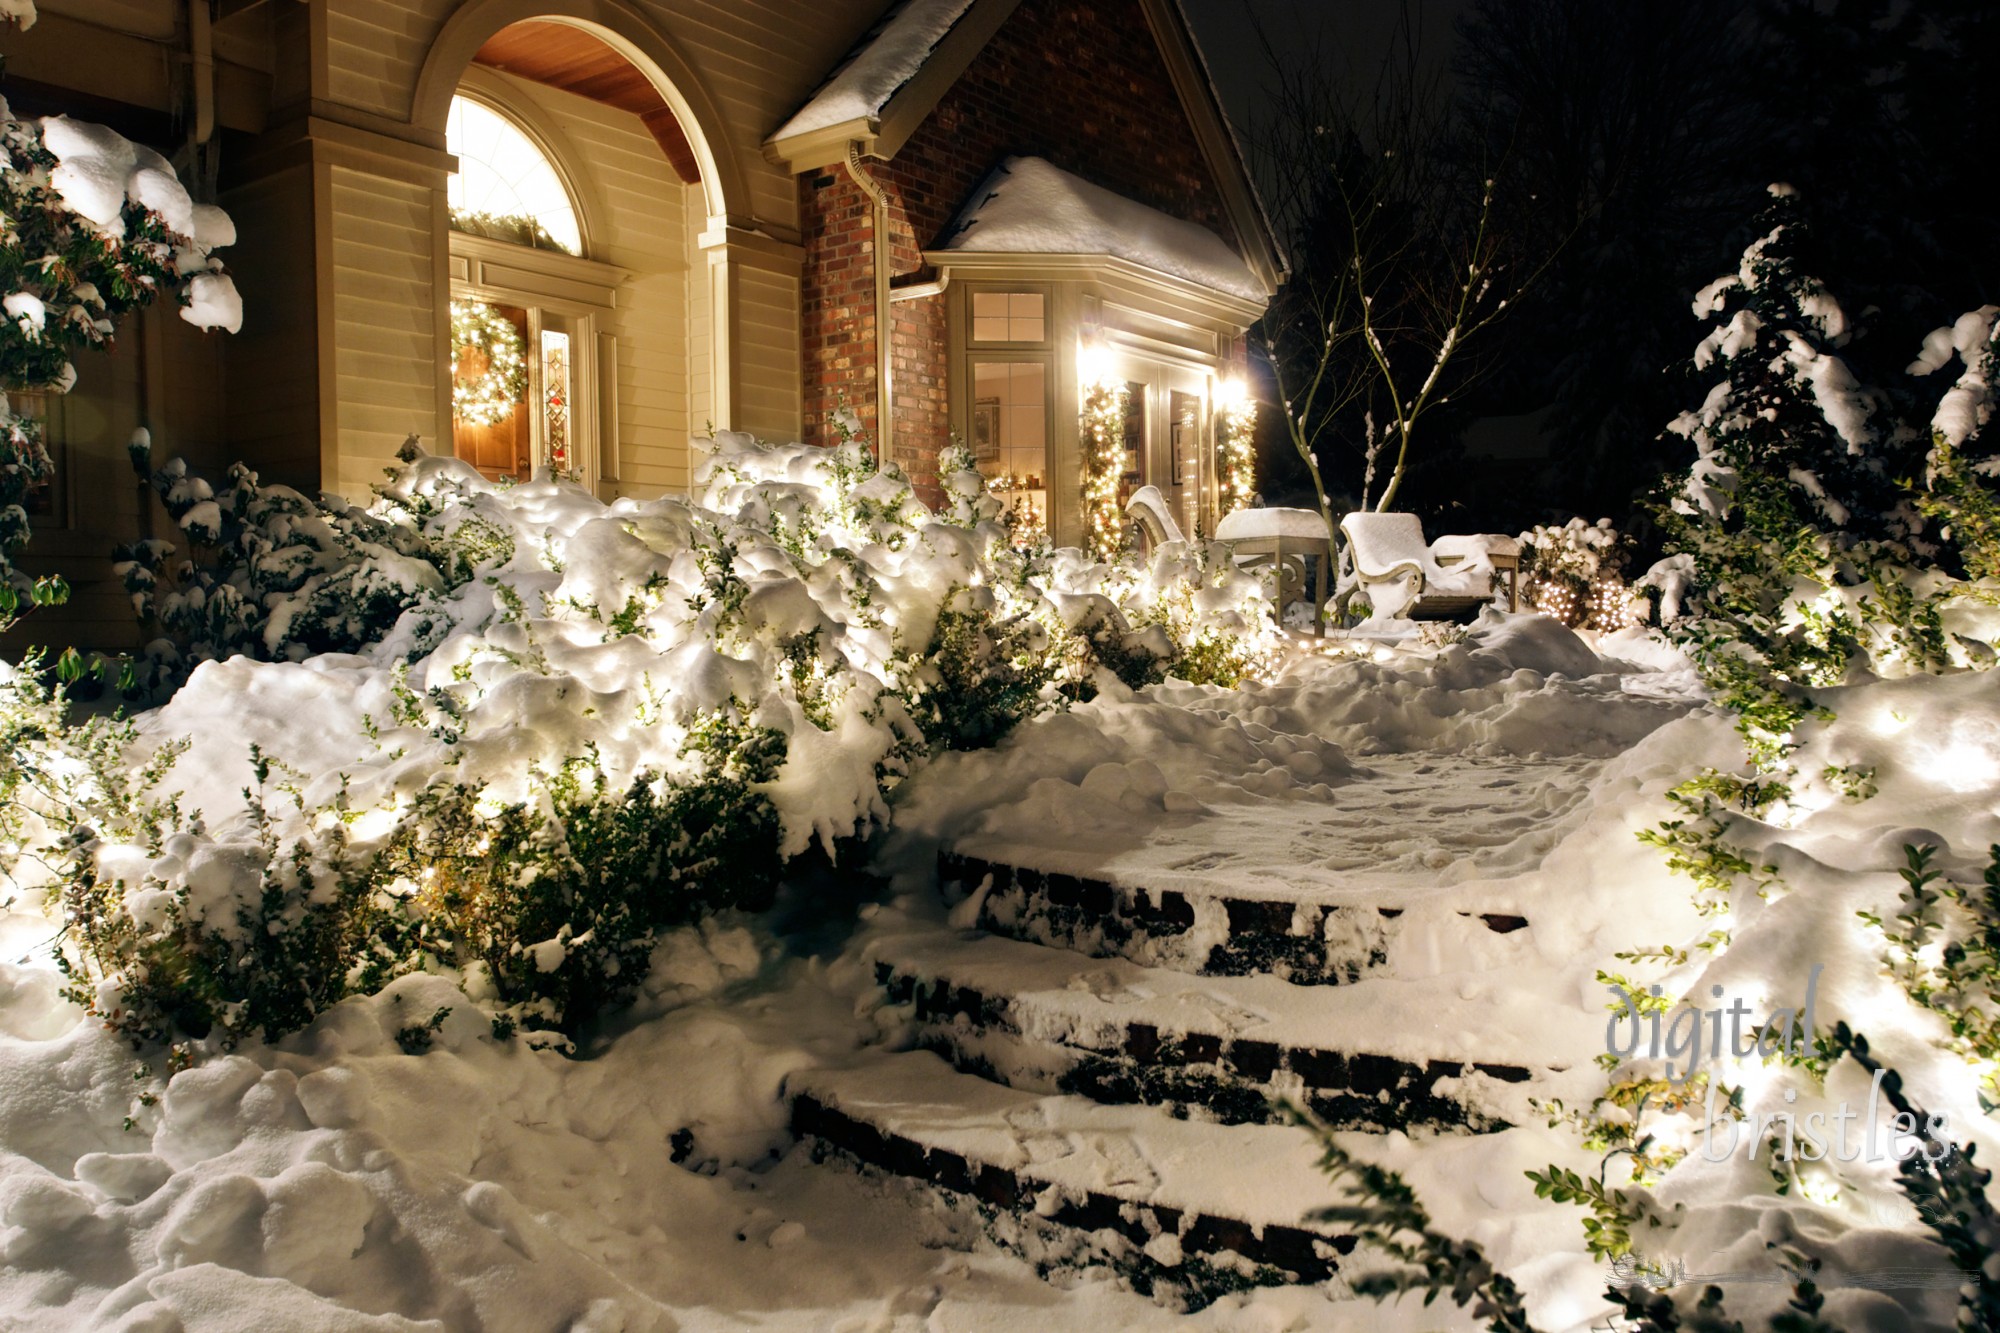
[798,0,1240,499]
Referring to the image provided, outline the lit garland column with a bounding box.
[1079,357,1129,563]
[1216,378,1257,517]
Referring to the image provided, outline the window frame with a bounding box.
[445,90,590,259]
[963,282,1055,351]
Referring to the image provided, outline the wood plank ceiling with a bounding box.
[472,20,701,185]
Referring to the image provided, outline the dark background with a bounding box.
[1180,0,2000,549]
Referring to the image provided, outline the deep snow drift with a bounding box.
[1,606,1988,1329]
[1,450,1994,1329]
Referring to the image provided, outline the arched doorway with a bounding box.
[414,4,743,498]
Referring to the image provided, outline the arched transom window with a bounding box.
[446,95,582,255]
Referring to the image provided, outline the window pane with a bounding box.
[542,328,572,475]
[1007,292,1045,341]
[972,292,1007,338]
[447,96,582,255]
[970,290,1045,343]
[972,361,1048,538]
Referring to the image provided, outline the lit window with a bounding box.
[972,291,1045,343]
[446,96,581,255]
[972,361,1049,538]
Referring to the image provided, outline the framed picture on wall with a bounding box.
[1173,418,1195,486]
[972,397,1000,462]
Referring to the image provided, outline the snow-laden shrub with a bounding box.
[1517,517,1634,632]
[899,588,1060,753]
[42,428,1277,1046]
[1911,305,2000,587]
[2,99,239,629]
[1655,188,1962,764]
[51,712,785,1046]
[112,439,491,690]
[0,655,185,908]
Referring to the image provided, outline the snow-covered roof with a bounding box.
[934,157,1265,301]
[770,0,978,141]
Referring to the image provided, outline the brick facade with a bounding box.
[797,0,1240,499]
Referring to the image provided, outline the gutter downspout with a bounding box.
[843,142,892,463]
[189,0,214,148]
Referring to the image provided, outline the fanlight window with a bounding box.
[446,96,581,255]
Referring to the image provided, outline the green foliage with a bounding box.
[1858,843,2000,1108]
[1525,1165,1659,1263]
[2,107,234,630]
[1636,770,1787,921]
[111,453,496,694]
[1821,1025,2000,1333]
[1654,191,1958,769]
[394,1005,453,1054]
[900,595,1060,753]
[448,207,574,255]
[46,709,786,1046]
[0,655,186,907]
[1289,1106,1539,1332]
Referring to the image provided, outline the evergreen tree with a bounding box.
[1657,188,1946,763]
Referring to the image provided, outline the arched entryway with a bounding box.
[413,3,746,498]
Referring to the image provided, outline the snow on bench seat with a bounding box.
[1213,506,1328,541]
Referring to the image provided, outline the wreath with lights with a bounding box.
[450,299,527,426]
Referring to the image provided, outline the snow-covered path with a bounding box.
[5,614,1983,1331]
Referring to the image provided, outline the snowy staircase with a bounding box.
[943,847,1532,985]
[785,836,1575,1308]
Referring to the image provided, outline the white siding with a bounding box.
[734,265,803,441]
[310,0,850,486]
[330,167,440,500]
[314,0,891,232]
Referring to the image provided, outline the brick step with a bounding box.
[787,1049,1363,1310]
[941,848,1534,986]
[867,925,1571,1133]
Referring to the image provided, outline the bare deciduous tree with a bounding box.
[1250,4,1543,548]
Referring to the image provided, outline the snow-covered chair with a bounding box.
[1215,505,1333,634]
[1339,513,1518,622]
[1125,485,1185,550]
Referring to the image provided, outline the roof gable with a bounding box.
[936,156,1265,301]
[766,0,1283,291]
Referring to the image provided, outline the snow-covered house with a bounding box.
[2,0,1281,648]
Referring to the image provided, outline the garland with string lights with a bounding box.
[1080,364,1129,563]
[449,299,527,426]
[1216,382,1257,516]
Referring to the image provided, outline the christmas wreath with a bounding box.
[450,299,526,426]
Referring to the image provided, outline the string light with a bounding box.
[1216,377,1256,516]
[450,299,527,427]
[1525,570,1639,632]
[1079,337,1129,563]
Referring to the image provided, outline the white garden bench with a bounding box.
[1339,512,1519,622]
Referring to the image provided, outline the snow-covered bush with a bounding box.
[112,440,486,691]
[1517,517,1633,632]
[898,590,1060,753]
[1911,305,2000,587]
[36,428,1277,1046]
[1655,187,1957,765]
[2,99,239,629]
[52,710,786,1046]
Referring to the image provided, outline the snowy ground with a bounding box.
[2,612,1992,1331]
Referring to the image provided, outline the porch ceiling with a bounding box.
[471,20,701,185]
